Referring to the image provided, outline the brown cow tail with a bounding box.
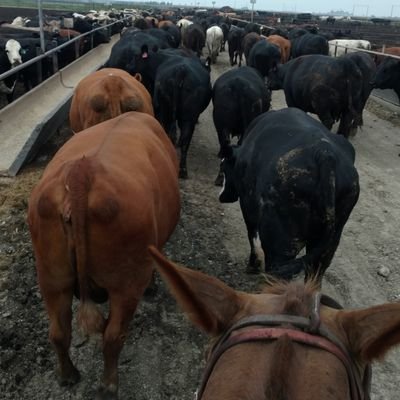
[66,157,105,336]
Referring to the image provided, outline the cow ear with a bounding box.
[141,44,149,58]
[134,73,142,82]
[148,246,244,336]
[338,303,400,362]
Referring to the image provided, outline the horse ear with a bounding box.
[338,303,400,362]
[148,246,243,335]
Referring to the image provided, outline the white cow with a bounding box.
[329,39,371,57]
[177,18,193,42]
[11,16,30,27]
[206,25,224,64]
[5,39,22,67]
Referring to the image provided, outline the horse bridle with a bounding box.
[194,293,372,400]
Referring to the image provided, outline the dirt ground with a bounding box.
[1,49,400,400]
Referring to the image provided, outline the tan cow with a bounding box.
[28,112,180,399]
[69,68,153,133]
[266,34,291,63]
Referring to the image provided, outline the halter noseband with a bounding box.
[194,293,372,400]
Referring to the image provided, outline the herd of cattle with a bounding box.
[0,9,127,100]
[5,7,397,399]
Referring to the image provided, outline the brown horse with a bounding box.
[149,247,400,400]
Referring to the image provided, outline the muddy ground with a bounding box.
[1,50,400,400]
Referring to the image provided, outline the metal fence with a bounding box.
[0,18,127,84]
[0,0,159,12]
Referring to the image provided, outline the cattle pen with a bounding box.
[1,4,400,400]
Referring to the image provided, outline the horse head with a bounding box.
[149,246,400,400]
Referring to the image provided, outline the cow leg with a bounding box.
[304,196,357,284]
[259,207,305,280]
[168,122,178,146]
[177,121,195,179]
[96,296,138,400]
[337,111,353,138]
[232,51,237,66]
[42,285,80,386]
[246,229,263,274]
[215,128,231,186]
[240,201,263,273]
[316,111,334,131]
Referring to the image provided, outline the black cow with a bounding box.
[153,55,212,178]
[291,33,329,58]
[160,24,181,48]
[219,108,359,282]
[183,24,205,57]
[287,28,308,40]
[104,31,161,91]
[374,56,400,101]
[146,28,175,49]
[73,18,110,47]
[212,66,271,185]
[344,52,376,126]
[269,54,363,138]
[242,32,261,65]
[248,40,281,76]
[227,26,245,66]
[219,22,229,51]
[244,22,260,34]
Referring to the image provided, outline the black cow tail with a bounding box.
[307,146,337,281]
[237,82,251,140]
[345,60,363,132]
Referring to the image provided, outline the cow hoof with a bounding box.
[57,367,81,387]
[179,169,188,179]
[214,174,223,187]
[95,385,118,400]
[246,260,261,274]
[144,281,158,297]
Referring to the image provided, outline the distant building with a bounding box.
[220,6,235,13]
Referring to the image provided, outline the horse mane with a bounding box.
[262,276,320,317]
[204,278,321,399]
[262,277,320,399]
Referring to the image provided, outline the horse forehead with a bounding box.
[243,292,341,328]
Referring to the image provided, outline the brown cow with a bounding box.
[374,46,400,65]
[158,19,174,28]
[266,34,291,63]
[69,68,153,133]
[28,112,180,400]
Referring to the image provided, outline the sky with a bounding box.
[180,0,400,17]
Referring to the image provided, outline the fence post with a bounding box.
[52,51,59,74]
[74,40,80,59]
[37,0,46,54]
[35,47,43,84]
